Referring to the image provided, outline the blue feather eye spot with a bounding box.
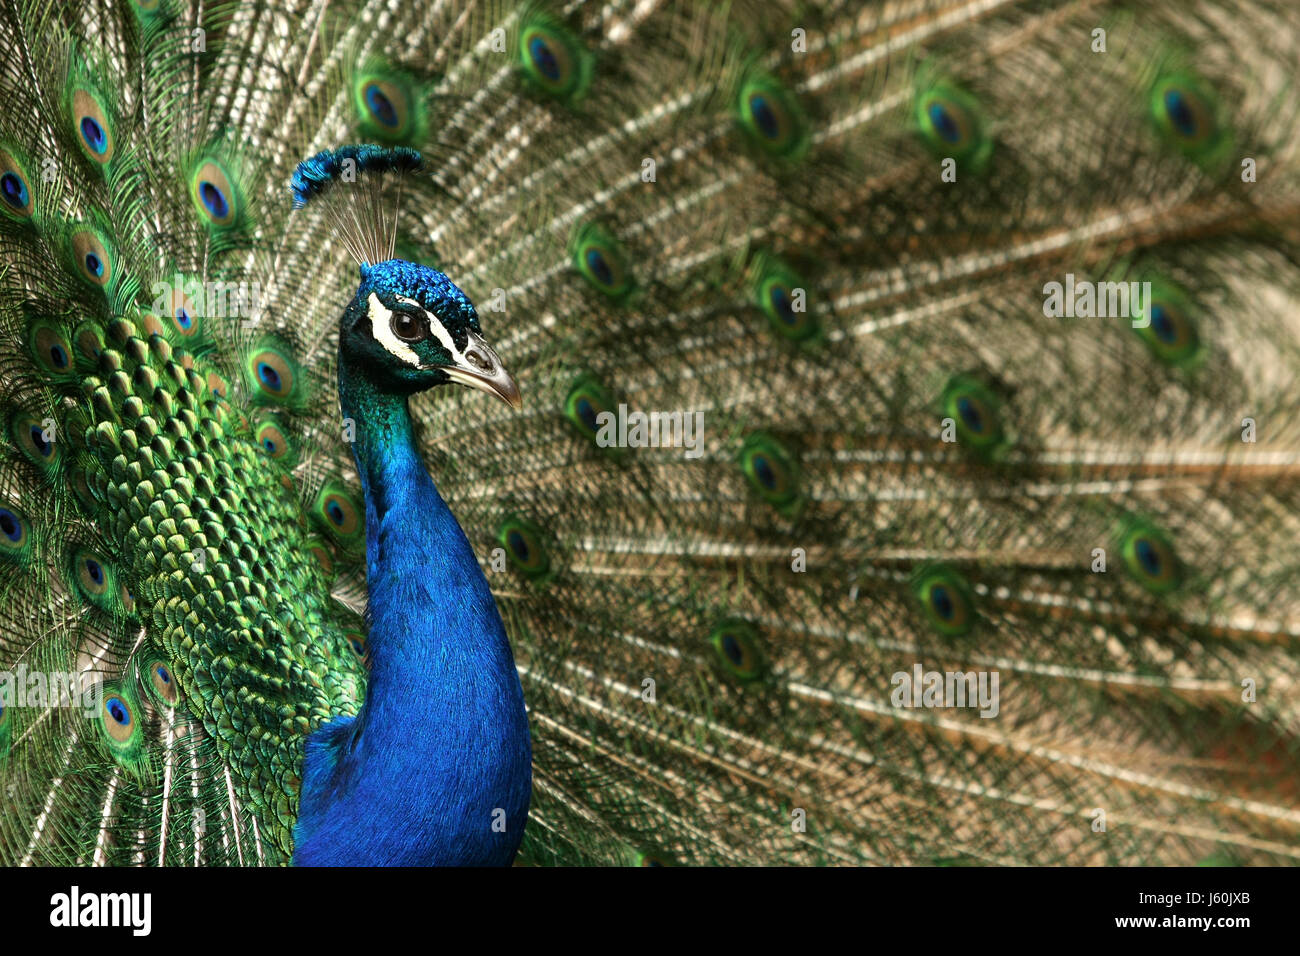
[754,257,817,341]
[245,343,300,403]
[70,547,123,613]
[0,505,31,562]
[709,619,765,683]
[736,77,806,158]
[530,37,561,80]
[0,148,35,220]
[507,529,530,562]
[1,171,29,209]
[912,565,976,637]
[738,433,800,509]
[69,228,114,289]
[919,93,977,153]
[74,322,106,363]
[497,517,551,579]
[1119,522,1181,593]
[0,507,24,544]
[1150,75,1223,161]
[72,89,114,164]
[585,248,613,286]
[352,75,416,142]
[94,682,143,756]
[28,321,75,378]
[312,481,364,553]
[914,81,991,169]
[517,23,587,100]
[364,83,399,128]
[145,659,179,706]
[1154,83,1215,146]
[258,361,280,390]
[189,158,241,228]
[81,116,106,153]
[563,375,618,447]
[105,695,130,727]
[11,411,60,470]
[199,180,229,219]
[571,224,633,300]
[1130,285,1202,368]
[323,494,356,533]
[941,375,1006,456]
[255,420,291,462]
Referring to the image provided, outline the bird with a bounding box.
[1,0,1299,867]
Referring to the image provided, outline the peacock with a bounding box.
[1,0,1298,867]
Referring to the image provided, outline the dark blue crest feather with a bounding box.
[291,145,423,208]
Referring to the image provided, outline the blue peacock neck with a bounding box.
[292,360,531,866]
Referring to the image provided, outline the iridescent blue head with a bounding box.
[340,258,521,407]
[294,145,521,408]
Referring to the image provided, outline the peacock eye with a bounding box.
[391,310,426,342]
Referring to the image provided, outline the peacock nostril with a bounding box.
[465,349,491,372]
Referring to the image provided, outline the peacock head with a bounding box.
[339,258,521,409]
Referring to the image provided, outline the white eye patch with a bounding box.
[366,293,475,371]
[366,293,422,367]
[394,294,467,364]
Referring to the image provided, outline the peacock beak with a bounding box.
[439,332,523,411]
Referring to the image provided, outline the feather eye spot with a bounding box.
[738,434,800,509]
[29,322,75,377]
[736,78,806,157]
[529,37,560,80]
[709,619,765,682]
[0,506,31,561]
[1,171,29,210]
[1119,522,1181,593]
[312,482,364,551]
[571,224,633,300]
[564,376,617,446]
[104,694,132,733]
[497,517,551,579]
[70,228,114,288]
[141,656,180,707]
[941,376,1007,456]
[912,565,976,637]
[518,22,587,100]
[189,159,241,228]
[245,343,300,403]
[0,508,23,543]
[747,93,780,140]
[574,397,598,432]
[258,361,281,391]
[255,420,291,461]
[81,116,106,153]
[354,76,415,141]
[585,248,613,286]
[364,84,399,128]
[199,180,230,219]
[1150,75,1223,161]
[12,411,59,469]
[0,148,35,219]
